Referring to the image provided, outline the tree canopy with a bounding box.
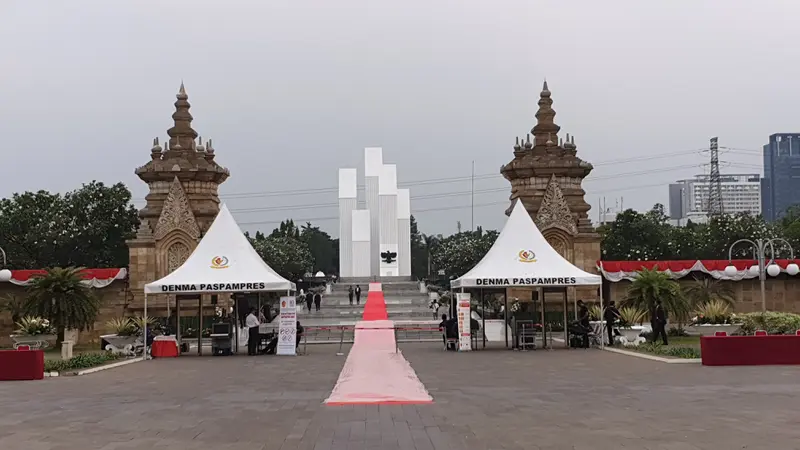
[0,181,139,269]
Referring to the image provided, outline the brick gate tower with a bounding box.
[501,81,600,303]
[126,83,230,313]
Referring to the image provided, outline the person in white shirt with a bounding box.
[245,307,260,355]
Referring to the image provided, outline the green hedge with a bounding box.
[44,352,120,373]
[636,342,701,359]
[738,312,800,335]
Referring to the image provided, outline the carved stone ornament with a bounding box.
[546,236,568,258]
[535,175,578,236]
[167,242,191,273]
[153,177,201,240]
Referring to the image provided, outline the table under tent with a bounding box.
[143,204,296,356]
[450,201,603,349]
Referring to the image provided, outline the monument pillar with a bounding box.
[364,148,383,277]
[501,81,600,304]
[397,189,411,277]
[127,83,230,314]
[338,169,357,278]
[378,164,399,276]
[351,210,371,277]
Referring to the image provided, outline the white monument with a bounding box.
[338,147,412,279]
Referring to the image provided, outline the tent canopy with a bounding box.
[144,204,296,294]
[451,201,602,289]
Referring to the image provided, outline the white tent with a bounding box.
[145,204,296,294]
[451,200,602,288]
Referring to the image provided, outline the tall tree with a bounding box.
[250,234,314,282]
[409,215,429,279]
[300,222,336,275]
[430,230,498,278]
[270,220,301,239]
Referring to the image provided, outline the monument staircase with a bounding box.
[296,279,440,345]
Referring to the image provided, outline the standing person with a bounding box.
[305,291,313,312]
[355,285,362,305]
[246,307,260,356]
[603,301,621,346]
[652,299,669,345]
[348,285,354,305]
[577,300,590,348]
[314,291,321,311]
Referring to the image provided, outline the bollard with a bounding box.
[394,326,399,353]
[61,340,74,360]
[336,326,345,356]
[303,331,309,355]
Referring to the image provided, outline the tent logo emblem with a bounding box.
[518,250,537,263]
[210,256,229,269]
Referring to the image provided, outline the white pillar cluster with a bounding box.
[338,147,412,279]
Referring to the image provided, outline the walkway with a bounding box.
[325,284,432,405]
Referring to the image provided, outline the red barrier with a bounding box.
[0,350,44,380]
[701,335,800,366]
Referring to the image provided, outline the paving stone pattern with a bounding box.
[2,344,800,449]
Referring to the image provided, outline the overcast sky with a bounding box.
[1,0,797,237]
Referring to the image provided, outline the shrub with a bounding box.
[14,316,55,335]
[105,317,135,336]
[668,327,689,337]
[738,312,800,335]
[635,342,700,359]
[44,352,120,373]
[588,304,603,321]
[618,306,647,327]
[692,300,734,325]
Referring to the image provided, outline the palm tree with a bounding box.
[25,267,101,344]
[625,267,689,324]
[682,276,735,309]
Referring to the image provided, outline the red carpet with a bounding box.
[324,283,433,406]
[361,290,388,321]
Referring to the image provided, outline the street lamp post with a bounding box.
[724,238,799,312]
[0,246,11,282]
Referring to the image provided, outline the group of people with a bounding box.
[245,307,304,356]
[304,291,322,312]
[347,285,362,305]
[574,299,670,347]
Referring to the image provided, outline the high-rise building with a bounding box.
[762,133,800,222]
[668,173,761,224]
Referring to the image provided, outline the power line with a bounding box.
[131,148,712,202]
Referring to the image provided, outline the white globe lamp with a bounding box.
[787,263,800,276]
[0,269,11,283]
[748,265,760,277]
[767,264,781,277]
[723,265,738,277]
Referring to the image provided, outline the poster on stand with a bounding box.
[456,293,471,351]
[277,296,297,355]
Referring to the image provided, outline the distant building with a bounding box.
[762,133,800,222]
[668,173,761,225]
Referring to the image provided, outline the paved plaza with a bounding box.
[2,344,800,450]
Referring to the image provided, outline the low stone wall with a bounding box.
[606,275,800,314]
[0,280,129,348]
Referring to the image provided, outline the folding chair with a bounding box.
[16,345,31,351]
[755,330,768,336]
[796,329,800,336]
[714,331,728,337]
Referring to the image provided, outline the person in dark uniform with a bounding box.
[355,285,362,305]
[652,299,669,345]
[305,291,313,312]
[603,301,621,346]
[348,285,354,305]
[577,300,590,348]
[314,292,321,311]
[245,307,260,356]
